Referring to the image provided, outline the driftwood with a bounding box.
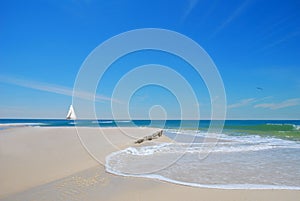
[134,130,163,144]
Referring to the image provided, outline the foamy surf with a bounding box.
[105,167,300,190]
[106,130,300,190]
[0,123,46,127]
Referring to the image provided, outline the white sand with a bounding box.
[0,127,299,201]
[0,126,164,198]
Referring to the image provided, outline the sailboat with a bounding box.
[66,105,77,120]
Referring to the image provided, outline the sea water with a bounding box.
[1,119,300,189]
[106,129,300,189]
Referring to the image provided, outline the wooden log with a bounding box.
[134,130,163,144]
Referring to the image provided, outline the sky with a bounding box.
[0,0,300,119]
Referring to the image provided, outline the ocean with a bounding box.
[1,119,300,189]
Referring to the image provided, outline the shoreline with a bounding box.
[0,126,299,200]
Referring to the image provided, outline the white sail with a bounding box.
[66,105,77,120]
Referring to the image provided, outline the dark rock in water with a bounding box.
[134,130,163,144]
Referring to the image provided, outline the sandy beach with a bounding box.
[0,126,299,201]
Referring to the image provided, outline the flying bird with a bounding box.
[256,87,263,91]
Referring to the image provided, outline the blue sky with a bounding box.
[0,0,300,119]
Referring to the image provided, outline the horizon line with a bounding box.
[0,118,299,121]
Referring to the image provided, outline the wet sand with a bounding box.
[0,127,299,201]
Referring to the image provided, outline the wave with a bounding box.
[266,123,300,131]
[109,137,300,157]
[293,124,300,130]
[106,140,300,190]
[106,129,300,189]
[226,123,300,132]
[106,141,300,190]
[224,123,300,141]
[105,166,300,190]
[99,120,114,124]
[165,128,300,145]
[0,123,46,127]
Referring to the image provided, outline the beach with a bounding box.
[0,126,299,201]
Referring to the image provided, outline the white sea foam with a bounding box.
[165,129,300,148]
[293,124,300,130]
[109,139,300,158]
[105,166,300,190]
[266,123,284,126]
[99,120,113,123]
[106,129,300,189]
[266,123,300,131]
[0,123,46,127]
[92,120,114,124]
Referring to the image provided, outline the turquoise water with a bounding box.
[0,119,299,133]
[1,119,299,140]
[1,119,300,189]
[105,124,300,189]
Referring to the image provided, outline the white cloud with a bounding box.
[211,0,252,38]
[0,75,122,104]
[180,0,199,23]
[260,31,300,52]
[254,98,300,110]
[227,98,256,109]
